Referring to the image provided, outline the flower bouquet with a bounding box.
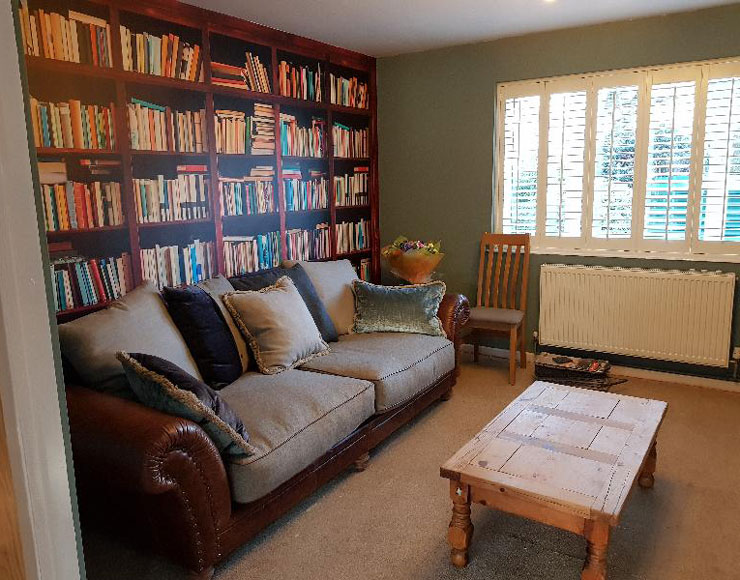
[381,236,444,284]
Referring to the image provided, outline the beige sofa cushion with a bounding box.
[283,259,357,335]
[301,332,455,412]
[221,369,375,503]
[58,281,201,396]
[197,275,250,372]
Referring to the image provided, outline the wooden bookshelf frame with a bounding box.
[22,0,379,319]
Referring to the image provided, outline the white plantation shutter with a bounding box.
[501,94,540,234]
[642,80,696,242]
[591,85,639,241]
[699,76,740,243]
[546,90,587,238]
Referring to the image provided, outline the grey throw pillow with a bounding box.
[223,277,330,374]
[351,280,446,336]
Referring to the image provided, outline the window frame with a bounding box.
[494,57,740,262]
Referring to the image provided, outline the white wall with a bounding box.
[0,1,84,578]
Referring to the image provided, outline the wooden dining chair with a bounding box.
[463,233,530,385]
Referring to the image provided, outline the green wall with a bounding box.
[377,4,740,374]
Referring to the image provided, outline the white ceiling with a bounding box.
[183,0,737,57]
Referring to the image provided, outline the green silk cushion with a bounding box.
[351,280,446,337]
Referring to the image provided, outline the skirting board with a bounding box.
[460,344,740,395]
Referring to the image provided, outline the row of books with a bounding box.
[42,181,124,232]
[214,104,275,155]
[30,98,115,151]
[133,169,210,224]
[335,167,369,206]
[141,240,215,289]
[282,169,328,211]
[329,73,368,109]
[278,61,322,102]
[18,5,112,67]
[285,223,330,261]
[280,114,326,158]
[120,26,202,81]
[333,124,369,158]
[220,166,276,216]
[52,253,132,312]
[223,232,281,277]
[211,54,271,93]
[357,258,371,281]
[128,99,207,153]
[335,219,369,254]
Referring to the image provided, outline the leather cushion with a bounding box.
[230,263,338,343]
[301,332,455,412]
[162,285,242,389]
[469,307,524,326]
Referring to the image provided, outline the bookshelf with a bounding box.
[18,0,379,319]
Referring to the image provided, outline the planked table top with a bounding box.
[441,381,667,525]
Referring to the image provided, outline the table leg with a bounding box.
[638,442,657,489]
[582,520,610,580]
[448,483,474,568]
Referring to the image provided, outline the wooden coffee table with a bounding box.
[440,381,667,580]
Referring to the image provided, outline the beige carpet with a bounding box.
[83,356,740,580]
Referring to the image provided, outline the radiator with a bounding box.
[539,264,736,367]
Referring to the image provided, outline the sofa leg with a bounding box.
[353,452,371,472]
[441,387,453,401]
[188,566,214,580]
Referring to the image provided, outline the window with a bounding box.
[495,58,740,260]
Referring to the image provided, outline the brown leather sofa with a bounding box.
[65,293,470,578]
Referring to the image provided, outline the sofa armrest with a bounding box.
[438,293,470,343]
[66,385,231,574]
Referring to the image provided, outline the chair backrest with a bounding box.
[476,233,530,311]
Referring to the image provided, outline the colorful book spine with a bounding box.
[18,4,113,67]
[335,219,369,254]
[285,223,330,261]
[334,166,369,206]
[358,258,371,281]
[223,232,280,276]
[211,53,271,93]
[329,73,369,109]
[279,114,325,157]
[29,97,116,150]
[332,123,368,158]
[140,240,215,289]
[282,169,328,211]
[119,26,203,81]
[51,252,132,312]
[220,175,275,216]
[278,61,321,102]
[133,170,210,224]
[215,103,275,155]
[128,99,207,153]
[42,181,124,231]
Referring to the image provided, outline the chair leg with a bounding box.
[519,323,527,369]
[509,326,517,385]
[473,330,480,363]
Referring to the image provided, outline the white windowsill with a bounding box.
[531,246,740,265]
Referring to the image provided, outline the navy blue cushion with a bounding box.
[162,285,242,389]
[230,264,338,342]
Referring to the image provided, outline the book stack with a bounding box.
[211,53,271,93]
[285,223,330,261]
[51,253,132,312]
[335,218,368,254]
[282,168,328,211]
[133,167,210,223]
[223,232,280,276]
[280,114,325,157]
[140,240,215,289]
[332,123,368,158]
[120,26,203,81]
[329,73,368,109]
[18,4,113,67]
[42,181,123,232]
[29,98,115,150]
[251,103,276,155]
[128,99,207,153]
[334,166,369,206]
[357,258,371,281]
[220,167,275,216]
[215,109,248,154]
[278,61,322,102]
